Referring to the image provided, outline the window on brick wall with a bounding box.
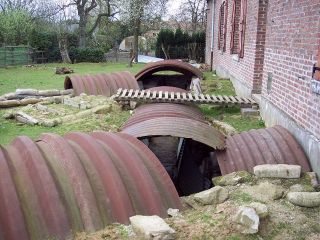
[230,0,247,58]
[218,1,228,52]
[230,0,240,54]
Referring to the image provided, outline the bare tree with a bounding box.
[56,8,72,63]
[120,0,167,63]
[170,0,207,32]
[62,0,119,47]
[0,0,61,18]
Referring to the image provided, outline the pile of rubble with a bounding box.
[3,92,120,127]
[75,164,320,240]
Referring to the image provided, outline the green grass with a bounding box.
[201,72,265,132]
[0,62,145,95]
[202,72,236,96]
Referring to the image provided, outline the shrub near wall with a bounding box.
[156,28,205,62]
[69,47,105,63]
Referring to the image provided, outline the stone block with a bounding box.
[254,164,301,179]
[248,202,268,218]
[130,215,175,240]
[234,207,259,234]
[241,108,260,117]
[287,192,320,208]
[194,186,228,205]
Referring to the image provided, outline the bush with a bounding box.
[48,49,62,62]
[69,47,105,63]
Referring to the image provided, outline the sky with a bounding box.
[166,0,183,17]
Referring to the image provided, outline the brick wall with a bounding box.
[252,0,267,92]
[261,0,320,139]
[208,0,267,95]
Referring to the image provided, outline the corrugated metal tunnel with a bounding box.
[135,60,203,90]
[0,132,181,240]
[122,103,311,196]
[64,71,139,97]
[121,103,226,196]
[121,103,226,150]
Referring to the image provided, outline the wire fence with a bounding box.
[0,45,48,68]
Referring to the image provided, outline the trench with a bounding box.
[140,136,222,196]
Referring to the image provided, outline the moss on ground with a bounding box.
[230,191,254,204]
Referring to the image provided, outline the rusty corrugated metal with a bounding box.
[122,103,226,150]
[216,125,311,174]
[124,103,206,129]
[135,60,203,82]
[147,86,188,93]
[64,71,139,97]
[0,132,181,240]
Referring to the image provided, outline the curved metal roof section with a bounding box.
[216,125,311,175]
[147,86,189,93]
[0,132,181,240]
[121,103,226,150]
[64,71,139,97]
[135,60,203,82]
[123,103,206,129]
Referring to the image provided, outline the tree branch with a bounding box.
[88,10,119,35]
[85,0,97,13]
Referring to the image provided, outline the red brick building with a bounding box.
[206,0,320,177]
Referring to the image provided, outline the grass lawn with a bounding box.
[0,62,145,95]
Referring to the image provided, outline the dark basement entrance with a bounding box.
[140,136,222,196]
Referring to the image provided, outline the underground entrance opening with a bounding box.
[137,71,193,90]
[140,136,222,196]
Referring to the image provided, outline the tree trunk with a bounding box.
[133,17,140,63]
[77,6,87,48]
[161,43,170,59]
[58,36,71,64]
[78,17,87,48]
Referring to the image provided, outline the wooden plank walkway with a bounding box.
[114,88,258,108]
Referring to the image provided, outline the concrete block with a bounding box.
[130,215,175,240]
[254,164,301,179]
[241,108,260,117]
[287,192,320,208]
